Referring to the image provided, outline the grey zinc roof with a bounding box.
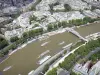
[57,68,70,75]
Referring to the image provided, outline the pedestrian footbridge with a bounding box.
[66,28,88,42]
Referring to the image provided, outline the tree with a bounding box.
[54,24,58,30]
[11,0,15,6]
[61,21,69,27]
[91,6,96,11]
[59,54,76,70]
[37,28,43,35]
[0,37,4,41]
[98,38,100,43]
[28,30,35,38]
[70,71,78,75]
[10,36,19,43]
[49,4,54,14]
[64,4,71,11]
[0,52,4,57]
[29,15,37,24]
[42,64,49,73]
[58,22,62,27]
[83,17,91,23]
[11,43,17,50]
[0,39,9,50]
[23,32,29,40]
[47,68,57,75]
[47,24,53,32]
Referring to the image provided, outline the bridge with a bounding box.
[65,27,88,42]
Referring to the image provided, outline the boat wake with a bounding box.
[41,41,50,46]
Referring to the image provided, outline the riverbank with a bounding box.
[9,39,36,56]
[0,55,8,64]
[0,21,99,64]
[0,39,37,65]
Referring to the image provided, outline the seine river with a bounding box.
[0,23,100,75]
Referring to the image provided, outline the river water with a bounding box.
[75,23,100,37]
[0,23,100,75]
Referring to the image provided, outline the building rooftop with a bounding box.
[57,68,70,75]
[89,61,100,75]
[73,61,92,75]
[17,11,33,28]
[83,10,98,18]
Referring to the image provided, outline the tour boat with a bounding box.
[41,42,49,46]
[38,55,51,65]
[3,66,12,71]
[38,50,50,58]
[59,41,65,45]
